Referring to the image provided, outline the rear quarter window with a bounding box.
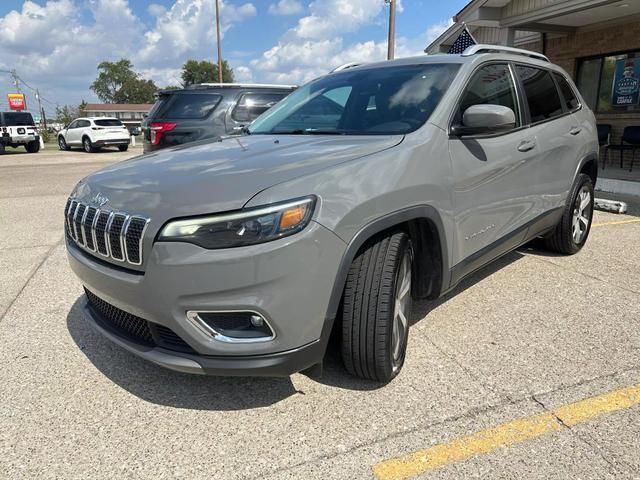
[231,92,289,123]
[553,72,580,111]
[152,93,222,119]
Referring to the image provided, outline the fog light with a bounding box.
[250,314,264,327]
[186,310,275,343]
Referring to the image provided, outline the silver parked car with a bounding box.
[65,45,598,382]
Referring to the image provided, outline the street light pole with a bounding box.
[386,0,396,60]
[215,0,223,83]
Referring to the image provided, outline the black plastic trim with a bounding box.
[448,207,563,290]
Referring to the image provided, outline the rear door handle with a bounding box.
[517,139,536,152]
[570,127,582,136]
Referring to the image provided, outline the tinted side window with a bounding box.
[459,63,519,126]
[154,93,222,119]
[231,93,288,123]
[68,121,78,129]
[553,72,580,111]
[515,66,563,122]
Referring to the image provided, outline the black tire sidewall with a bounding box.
[83,138,92,153]
[58,136,67,151]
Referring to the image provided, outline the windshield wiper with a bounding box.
[273,128,346,135]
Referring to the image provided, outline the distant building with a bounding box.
[82,104,154,129]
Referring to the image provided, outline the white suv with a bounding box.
[58,117,130,153]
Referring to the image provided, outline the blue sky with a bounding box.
[0,0,467,117]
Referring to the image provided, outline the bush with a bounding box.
[39,129,52,143]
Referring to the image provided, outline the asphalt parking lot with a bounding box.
[1,148,640,479]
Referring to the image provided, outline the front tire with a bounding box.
[118,145,129,152]
[340,232,413,382]
[82,137,95,153]
[25,140,40,153]
[58,136,70,151]
[545,173,594,254]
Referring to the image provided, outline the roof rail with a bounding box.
[461,44,549,62]
[331,62,363,73]
[193,83,297,89]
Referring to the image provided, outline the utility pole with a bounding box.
[35,90,47,129]
[215,0,223,83]
[386,0,396,60]
[11,69,21,93]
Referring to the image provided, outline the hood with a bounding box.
[73,134,402,222]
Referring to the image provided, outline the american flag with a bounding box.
[448,27,476,54]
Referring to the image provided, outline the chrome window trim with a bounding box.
[185,310,276,344]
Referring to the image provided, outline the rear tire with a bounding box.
[545,173,594,255]
[83,137,95,153]
[25,140,40,153]
[118,145,129,152]
[340,232,413,382]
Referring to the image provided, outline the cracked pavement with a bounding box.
[1,148,639,479]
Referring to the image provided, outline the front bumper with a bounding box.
[67,221,346,375]
[84,301,325,376]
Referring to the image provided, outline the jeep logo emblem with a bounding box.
[91,193,109,207]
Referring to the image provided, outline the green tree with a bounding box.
[180,59,234,86]
[91,59,158,103]
[55,101,85,126]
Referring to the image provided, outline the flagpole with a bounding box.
[386,0,396,60]
[215,0,223,83]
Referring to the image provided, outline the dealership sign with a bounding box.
[7,93,26,110]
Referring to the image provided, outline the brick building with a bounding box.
[426,0,640,185]
[81,104,154,129]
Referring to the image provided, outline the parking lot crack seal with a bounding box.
[0,238,62,325]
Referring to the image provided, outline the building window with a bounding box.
[577,51,640,113]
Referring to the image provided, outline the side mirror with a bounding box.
[451,104,516,136]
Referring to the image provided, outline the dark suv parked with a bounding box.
[142,83,296,152]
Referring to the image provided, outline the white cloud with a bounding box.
[268,0,303,16]
[147,3,167,17]
[425,18,453,44]
[292,0,385,39]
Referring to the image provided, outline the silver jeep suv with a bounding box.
[65,45,598,382]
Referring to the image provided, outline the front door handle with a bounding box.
[570,127,582,136]
[517,139,536,152]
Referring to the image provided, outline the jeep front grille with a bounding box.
[65,198,149,266]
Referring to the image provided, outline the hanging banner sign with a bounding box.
[612,58,640,107]
[7,93,26,110]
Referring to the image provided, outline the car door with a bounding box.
[512,65,579,217]
[65,120,80,144]
[449,62,541,278]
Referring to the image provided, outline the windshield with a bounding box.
[249,63,459,135]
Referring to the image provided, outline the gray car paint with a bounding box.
[66,52,598,373]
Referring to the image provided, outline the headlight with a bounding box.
[158,196,316,249]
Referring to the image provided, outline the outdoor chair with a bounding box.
[597,124,611,169]
[607,126,640,172]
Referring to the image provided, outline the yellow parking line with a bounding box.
[592,219,640,228]
[373,383,640,480]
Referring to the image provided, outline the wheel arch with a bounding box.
[574,152,598,187]
[318,205,450,357]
